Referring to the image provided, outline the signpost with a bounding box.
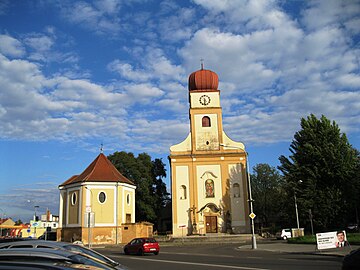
[84,212,95,248]
[178,224,187,243]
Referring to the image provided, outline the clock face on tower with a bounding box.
[199,95,211,106]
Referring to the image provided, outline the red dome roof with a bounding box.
[188,69,219,91]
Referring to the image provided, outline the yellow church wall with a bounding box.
[91,187,115,225]
[121,185,135,224]
[173,165,190,232]
[68,189,80,225]
[228,163,247,227]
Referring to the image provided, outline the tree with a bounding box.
[251,163,286,231]
[14,219,23,225]
[278,114,360,232]
[107,151,169,230]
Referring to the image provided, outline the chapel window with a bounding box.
[205,179,215,198]
[98,191,106,204]
[202,116,211,127]
[71,192,77,205]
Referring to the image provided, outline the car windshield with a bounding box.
[144,239,156,243]
[69,254,115,270]
[63,245,118,266]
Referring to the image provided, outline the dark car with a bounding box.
[0,240,125,269]
[123,237,159,255]
[0,248,116,269]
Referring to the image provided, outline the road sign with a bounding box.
[249,212,256,219]
[178,224,187,228]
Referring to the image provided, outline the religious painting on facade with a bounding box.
[205,179,214,197]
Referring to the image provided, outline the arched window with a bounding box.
[202,116,211,127]
[98,191,106,204]
[71,192,77,205]
[205,179,215,198]
[233,183,240,197]
[180,185,187,200]
[126,194,131,205]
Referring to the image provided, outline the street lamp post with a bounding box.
[220,143,257,249]
[294,180,302,237]
[246,152,257,249]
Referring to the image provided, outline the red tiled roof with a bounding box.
[59,153,134,187]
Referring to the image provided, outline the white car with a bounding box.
[280,229,292,240]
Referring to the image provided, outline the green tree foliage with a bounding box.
[251,163,286,230]
[107,151,169,229]
[278,114,360,232]
[14,219,23,225]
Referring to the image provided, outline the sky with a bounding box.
[0,0,359,223]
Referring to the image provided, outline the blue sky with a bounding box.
[0,0,359,223]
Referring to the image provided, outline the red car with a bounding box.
[123,237,159,255]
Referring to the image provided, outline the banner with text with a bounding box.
[316,230,348,250]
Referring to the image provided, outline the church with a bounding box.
[169,66,251,237]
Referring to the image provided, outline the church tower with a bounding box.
[169,66,250,237]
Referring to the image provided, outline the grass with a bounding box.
[287,233,360,245]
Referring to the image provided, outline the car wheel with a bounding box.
[283,236,287,240]
[154,251,159,255]
[137,248,144,256]
[124,248,129,255]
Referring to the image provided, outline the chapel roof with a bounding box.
[59,153,134,187]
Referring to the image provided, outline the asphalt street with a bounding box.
[95,242,351,270]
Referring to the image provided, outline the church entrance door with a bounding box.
[205,216,217,233]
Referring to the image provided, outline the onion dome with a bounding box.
[188,67,219,91]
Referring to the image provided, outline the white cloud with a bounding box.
[24,34,54,52]
[107,61,151,81]
[60,0,122,34]
[0,35,25,57]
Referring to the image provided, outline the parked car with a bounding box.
[0,240,125,269]
[0,260,103,269]
[123,237,159,255]
[0,248,116,269]
[276,229,292,240]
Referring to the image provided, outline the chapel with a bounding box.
[169,66,251,237]
[58,153,152,245]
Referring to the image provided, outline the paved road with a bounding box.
[96,243,345,270]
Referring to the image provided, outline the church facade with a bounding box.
[169,67,251,237]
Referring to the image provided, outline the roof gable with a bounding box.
[59,153,134,186]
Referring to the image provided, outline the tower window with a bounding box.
[233,183,240,198]
[202,116,211,127]
[205,179,215,198]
